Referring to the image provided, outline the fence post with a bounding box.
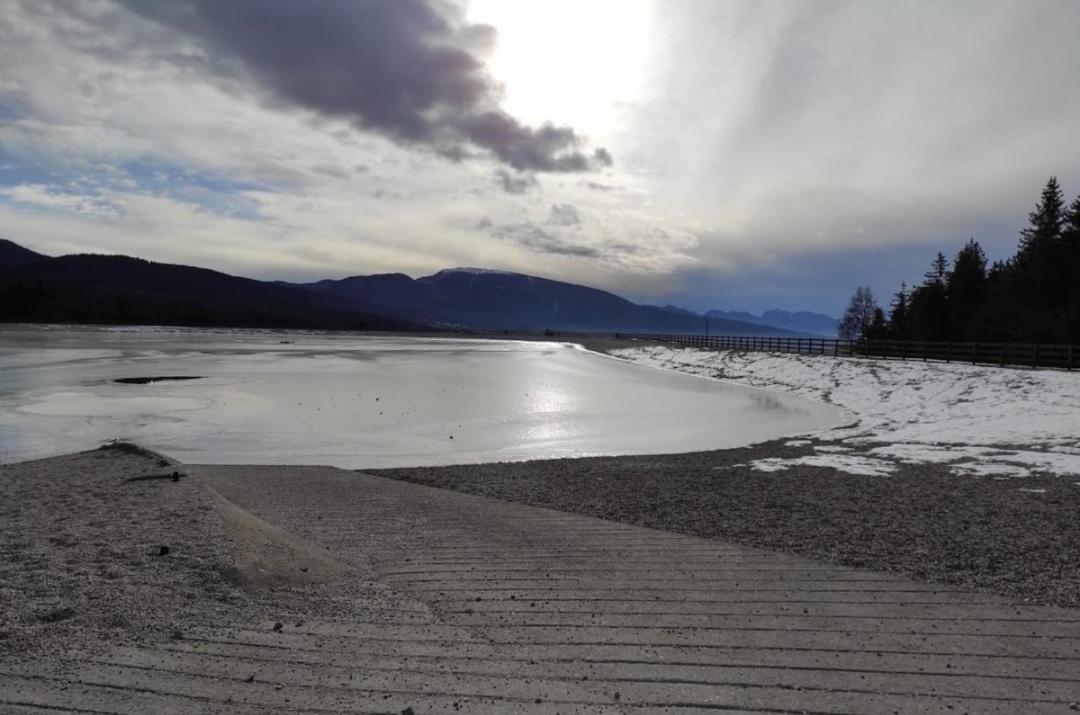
[1032,343,1039,369]
[902,341,908,360]
[946,342,953,363]
[972,342,977,365]
[1001,343,1007,367]
[1070,344,1075,371]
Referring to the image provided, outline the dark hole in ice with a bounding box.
[114,376,204,385]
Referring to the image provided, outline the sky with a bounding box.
[2,0,1080,316]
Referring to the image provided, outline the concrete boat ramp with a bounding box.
[4,461,1080,713]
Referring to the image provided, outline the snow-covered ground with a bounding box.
[612,346,1080,479]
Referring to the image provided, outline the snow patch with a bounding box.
[614,345,1080,478]
[752,454,897,477]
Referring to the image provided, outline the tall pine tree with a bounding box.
[1063,195,1080,343]
[908,253,949,341]
[1015,177,1069,340]
[888,282,909,339]
[1019,176,1065,256]
[947,239,987,339]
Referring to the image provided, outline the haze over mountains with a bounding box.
[0,239,823,336]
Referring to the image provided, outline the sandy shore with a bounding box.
[0,444,404,660]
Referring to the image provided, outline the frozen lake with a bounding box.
[0,326,846,468]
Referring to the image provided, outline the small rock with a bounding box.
[39,607,76,623]
[401,708,415,715]
[272,622,283,632]
[243,674,255,683]
[158,545,170,556]
[171,629,183,640]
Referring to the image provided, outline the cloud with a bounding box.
[0,183,122,217]
[484,211,697,271]
[490,221,601,258]
[494,168,537,195]
[547,203,581,226]
[114,0,610,172]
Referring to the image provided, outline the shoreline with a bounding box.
[7,447,1077,712]
[5,337,1079,651]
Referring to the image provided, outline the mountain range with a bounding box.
[0,239,819,336]
[703,309,837,337]
[651,305,838,336]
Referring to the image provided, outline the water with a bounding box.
[0,325,847,468]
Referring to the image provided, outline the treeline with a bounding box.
[841,177,1080,344]
[0,275,381,330]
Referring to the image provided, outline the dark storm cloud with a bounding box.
[114,0,609,172]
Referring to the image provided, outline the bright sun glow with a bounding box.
[467,0,654,142]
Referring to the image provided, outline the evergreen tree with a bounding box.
[1013,177,1069,340]
[1019,176,1065,255]
[888,282,909,339]
[908,253,950,341]
[1063,195,1080,343]
[865,308,888,339]
[974,259,1019,342]
[947,239,987,339]
[838,286,879,340]
[927,251,950,285]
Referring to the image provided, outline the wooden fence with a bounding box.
[624,334,1078,371]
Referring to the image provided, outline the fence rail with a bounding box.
[622,334,1078,371]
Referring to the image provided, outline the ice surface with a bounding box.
[0,326,845,468]
[614,345,1080,478]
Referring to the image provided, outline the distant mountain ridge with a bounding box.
[304,268,795,335]
[0,238,46,267]
[0,242,414,330]
[706,309,838,337]
[649,300,838,336]
[0,238,803,335]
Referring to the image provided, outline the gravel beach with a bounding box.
[374,436,1080,610]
